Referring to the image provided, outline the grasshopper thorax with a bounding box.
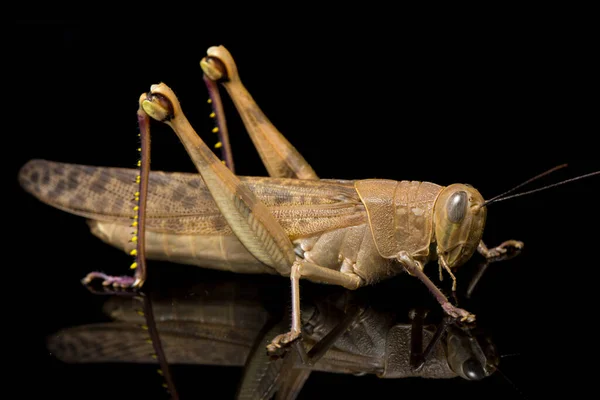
[433,184,486,269]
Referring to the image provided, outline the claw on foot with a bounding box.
[81,272,135,288]
[481,240,524,260]
[442,303,476,323]
[266,331,301,358]
[509,240,525,250]
[489,240,524,258]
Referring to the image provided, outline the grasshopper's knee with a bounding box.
[396,251,424,276]
[292,260,363,290]
[291,260,303,280]
[201,46,239,83]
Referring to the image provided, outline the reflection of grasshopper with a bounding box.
[19,45,528,355]
[47,277,498,399]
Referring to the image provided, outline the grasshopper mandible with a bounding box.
[20,45,595,356]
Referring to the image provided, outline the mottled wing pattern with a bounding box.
[19,160,365,238]
[46,322,256,365]
[19,159,224,234]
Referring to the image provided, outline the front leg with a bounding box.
[465,240,524,297]
[477,240,523,259]
[397,251,475,323]
[409,309,453,371]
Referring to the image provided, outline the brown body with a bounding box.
[19,160,445,286]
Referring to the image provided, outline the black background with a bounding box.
[10,19,599,399]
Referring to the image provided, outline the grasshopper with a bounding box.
[47,276,499,399]
[18,45,598,357]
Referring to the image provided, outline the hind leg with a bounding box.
[141,84,361,356]
[201,46,318,180]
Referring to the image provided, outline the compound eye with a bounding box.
[462,358,486,380]
[447,191,468,223]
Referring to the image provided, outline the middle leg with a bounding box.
[267,260,363,356]
[397,251,475,323]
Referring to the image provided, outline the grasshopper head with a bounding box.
[433,184,486,269]
[446,324,498,380]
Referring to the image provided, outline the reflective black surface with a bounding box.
[12,21,599,399]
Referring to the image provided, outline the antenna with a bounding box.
[496,366,528,400]
[483,165,599,207]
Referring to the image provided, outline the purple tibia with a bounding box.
[203,74,235,172]
[81,106,151,290]
[140,292,179,399]
[132,107,151,288]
